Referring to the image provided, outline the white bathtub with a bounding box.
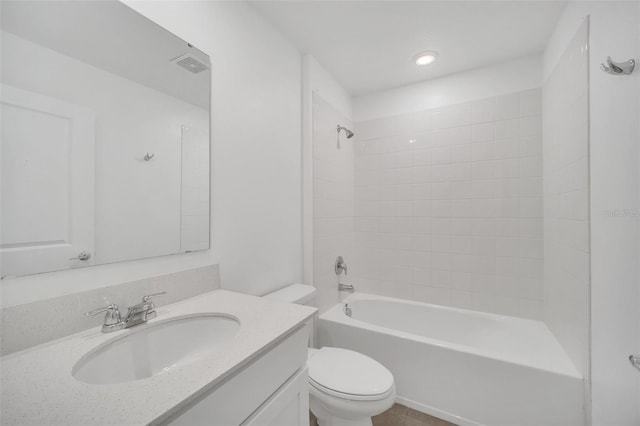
[317,293,584,426]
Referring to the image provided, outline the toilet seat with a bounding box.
[309,378,395,402]
[307,347,394,402]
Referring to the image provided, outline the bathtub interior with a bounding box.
[333,293,579,379]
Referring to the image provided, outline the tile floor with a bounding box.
[309,403,457,426]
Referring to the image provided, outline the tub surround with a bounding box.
[542,19,590,384]
[312,93,356,313]
[1,289,316,425]
[1,264,220,356]
[352,89,544,320]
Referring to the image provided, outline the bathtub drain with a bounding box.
[343,303,352,317]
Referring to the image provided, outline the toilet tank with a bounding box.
[264,284,317,347]
[263,284,316,306]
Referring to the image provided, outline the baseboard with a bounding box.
[395,395,484,426]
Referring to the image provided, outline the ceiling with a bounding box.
[1,1,210,108]
[250,1,566,96]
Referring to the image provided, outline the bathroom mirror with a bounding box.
[0,1,211,277]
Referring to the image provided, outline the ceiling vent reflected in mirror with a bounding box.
[172,53,210,74]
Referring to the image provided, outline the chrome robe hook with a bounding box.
[600,56,635,75]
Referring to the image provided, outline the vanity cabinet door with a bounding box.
[164,325,308,426]
[242,368,309,426]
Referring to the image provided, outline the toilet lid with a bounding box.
[307,347,394,398]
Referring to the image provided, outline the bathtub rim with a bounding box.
[322,292,581,380]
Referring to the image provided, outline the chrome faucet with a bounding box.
[123,292,165,328]
[85,292,166,333]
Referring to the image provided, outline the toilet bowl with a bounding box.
[307,347,395,426]
[264,284,396,426]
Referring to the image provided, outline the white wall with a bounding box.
[111,1,304,296]
[354,55,542,122]
[542,18,590,392]
[544,2,640,424]
[2,0,305,307]
[303,55,353,121]
[302,55,353,286]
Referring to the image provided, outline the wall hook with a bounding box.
[144,152,155,161]
[600,56,635,75]
[630,354,640,373]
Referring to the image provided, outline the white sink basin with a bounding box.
[72,314,240,384]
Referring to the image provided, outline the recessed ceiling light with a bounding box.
[414,51,438,66]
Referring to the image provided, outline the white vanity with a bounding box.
[1,290,316,425]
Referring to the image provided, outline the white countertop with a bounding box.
[1,290,316,425]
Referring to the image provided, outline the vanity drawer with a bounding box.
[242,367,308,426]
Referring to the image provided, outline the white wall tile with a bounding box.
[472,142,495,161]
[519,89,542,117]
[495,119,519,140]
[471,98,495,124]
[495,138,519,159]
[413,149,432,166]
[494,93,520,121]
[472,123,495,142]
[450,163,473,180]
[472,161,494,180]
[432,147,453,165]
[313,94,355,313]
[495,178,519,198]
[519,116,542,137]
[450,126,472,145]
[353,90,543,319]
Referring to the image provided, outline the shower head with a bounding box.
[337,125,354,139]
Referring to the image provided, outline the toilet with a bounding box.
[265,284,396,426]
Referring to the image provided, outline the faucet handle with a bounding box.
[85,303,120,318]
[85,304,122,331]
[139,292,166,322]
[142,291,167,303]
[335,256,348,275]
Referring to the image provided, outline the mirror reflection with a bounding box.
[0,1,211,277]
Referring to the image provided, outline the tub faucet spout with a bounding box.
[339,283,354,293]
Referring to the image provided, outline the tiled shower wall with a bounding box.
[313,93,355,313]
[352,90,544,319]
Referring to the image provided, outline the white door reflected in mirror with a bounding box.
[1,85,96,277]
